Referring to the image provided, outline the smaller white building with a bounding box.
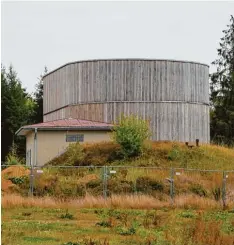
[16,118,113,166]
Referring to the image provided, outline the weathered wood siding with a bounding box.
[43,59,210,142]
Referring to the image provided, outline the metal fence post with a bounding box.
[103,166,107,200]
[29,161,34,197]
[170,168,175,205]
[222,171,227,209]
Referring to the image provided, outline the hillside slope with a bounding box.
[47,141,234,170]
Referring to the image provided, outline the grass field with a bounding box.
[2,204,234,245]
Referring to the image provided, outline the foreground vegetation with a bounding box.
[2,142,234,208]
[2,141,234,244]
[2,201,234,245]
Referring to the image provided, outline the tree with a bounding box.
[1,65,36,161]
[112,114,151,158]
[210,15,234,145]
[32,66,47,123]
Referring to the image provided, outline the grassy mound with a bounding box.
[47,141,234,170]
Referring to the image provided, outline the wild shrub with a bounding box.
[116,226,136,236]
[86,179,102,189]
[212,187,222,201]
[136,176,164,193]
[65,143,85,166]
[33,174,58,196]
[167,144,181,161]
[95,220,112,228]
[107,179,134,195]
[83,142,121,165]
[142,211,162,229]
[8,176,27,185]
[60,210,74,220]
[59,182,86,198]
[86,179,103,196]
[112,114,151,158]
[189,184,208,197]
[5,144,25,166]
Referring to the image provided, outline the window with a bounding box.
[66,134,84,142]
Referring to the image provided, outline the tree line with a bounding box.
[1,65,47,162]
[1,15,234,163]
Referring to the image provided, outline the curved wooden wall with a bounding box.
[43,59,210,142]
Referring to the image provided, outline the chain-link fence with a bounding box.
[2,165,234,208]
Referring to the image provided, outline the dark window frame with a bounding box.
[66,134,84,142]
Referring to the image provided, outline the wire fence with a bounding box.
[2,164,234,208]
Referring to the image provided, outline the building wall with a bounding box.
[26,130,111,166]
[44,102,210,143]
[43,59,210,143]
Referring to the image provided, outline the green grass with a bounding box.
[2,207,234,245]
[46,141,234,170]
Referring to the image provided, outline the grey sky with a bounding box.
[1,1,233,94]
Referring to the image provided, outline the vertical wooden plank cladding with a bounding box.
[43,59,210,143]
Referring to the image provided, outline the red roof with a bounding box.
[16,118,113,136]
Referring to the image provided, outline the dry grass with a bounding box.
[177,216,234,245]
[174,194,221,209]
[3,193,233,210]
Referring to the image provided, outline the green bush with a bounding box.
[112,114,151,158]
[5,144,25,166]
[9,176,27,185]
[65,143,85,166]
[167,144,181,161]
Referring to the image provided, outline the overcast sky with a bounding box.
[1,1,233,94]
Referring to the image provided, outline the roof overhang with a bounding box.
[16,126,113,136]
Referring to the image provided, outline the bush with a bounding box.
[65,143,85,166]
[5,144,25,166]
[112,114,151,158]
[116,226,136,236]
[95,220,112,227]
[189,184,208,197]
[107,179,134,195]
[86,179,102,189]
[136,176,164,193]
[60,210,74,220]
[8,176,27,185]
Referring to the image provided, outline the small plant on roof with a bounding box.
[112,114,151,158]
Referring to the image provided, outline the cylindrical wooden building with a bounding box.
[42,59,210,142]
